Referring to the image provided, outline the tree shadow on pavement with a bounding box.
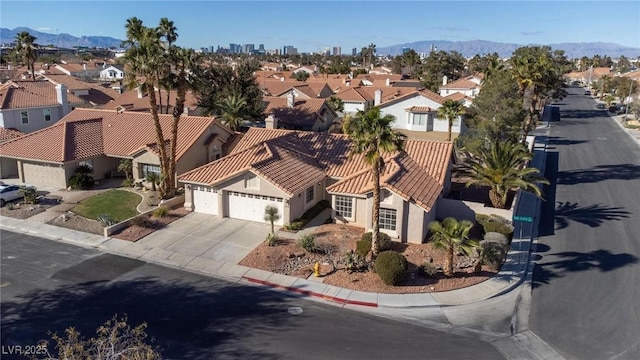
[533,250,639,289]
[1,277,294,360]
[557,164,640,185]
[554,201,630,230]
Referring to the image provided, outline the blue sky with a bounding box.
[2,1,639,53]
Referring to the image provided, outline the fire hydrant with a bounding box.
[314,262,321,277]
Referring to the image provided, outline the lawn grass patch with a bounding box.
[72,190,140,222]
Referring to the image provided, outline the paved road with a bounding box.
[530,86,640,360]
[0,230,505,360]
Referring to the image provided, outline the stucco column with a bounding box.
[17,160,24,183]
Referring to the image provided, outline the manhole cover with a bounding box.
[287,306,303,315]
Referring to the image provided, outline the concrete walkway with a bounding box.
[0,202,533,308]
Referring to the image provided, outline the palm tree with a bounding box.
[437,99,465,142]
[457,140,549,209]
[117,159,133,180]
[158,18,178,114]
[15,31,37,80]
[428,217,476,277]
[167,48,201,196]
[122,19,168,198]
[264,205,280,235]
[217,93,247,131]
[343,107,406,256]
[145,172,160,192]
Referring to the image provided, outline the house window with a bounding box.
[411,113,427,126]
[335,195,353,219]
[43,108,51,121]
[141,163,161,177]
[381,189,392,204]
[305,186,314,203]
[379,208,397,231]
[20,111,29,124]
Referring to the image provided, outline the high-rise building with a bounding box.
[352,47,357,56]
[283,45,298,56]
[243,44,255,54]
[229,43,241,54]
[333,46,341,56]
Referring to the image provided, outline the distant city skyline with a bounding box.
[2,1,639,53]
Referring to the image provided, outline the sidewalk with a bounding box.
[0,206,534,309]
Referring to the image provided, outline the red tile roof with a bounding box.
[0,108,219,163]
[0,80,84,109]
[0,127,23,142]
[103,88,199,112]
[441,77,479,89]
[263,96,331,129]
[405,106,432,113]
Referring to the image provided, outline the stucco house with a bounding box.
[0,80,86,134]
[378,88,467,135]
[99,65,125,82]
[0,108,234,188]
[178,127,453,243]
[438,74,483,98]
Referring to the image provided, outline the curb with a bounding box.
[243,276,379,307]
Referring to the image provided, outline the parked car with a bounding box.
[584,90,591,95]
[0,184,37,207]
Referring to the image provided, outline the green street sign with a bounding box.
[514,216,534,222]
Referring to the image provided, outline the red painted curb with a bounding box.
[243,276,378,307]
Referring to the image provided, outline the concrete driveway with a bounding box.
[135,212,271,264]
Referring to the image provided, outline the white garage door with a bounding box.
[228,191,284,225]
[193,186,218,215]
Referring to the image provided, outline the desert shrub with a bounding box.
[265,233,279,246]
[6,203,15,210]
[121,178,134,187]
[374,250,408,286]
[284,221,304,231]
[97,214,117,227]
[19,186,38,204]
[483,231,509,246]
[132,215,151,228]
[361,232,392,251]
[344,250,368,273]
[298,234,316,252]
[475,214,514,238]
[418,262,438,278]
[356,238,371,258]
[153,206,169,218]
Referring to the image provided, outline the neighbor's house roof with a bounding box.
[43,74,119,106]
[179,127,452,211]
[102,88,200,113]
[0,127,23,142]
[378,88,446,109]
[0,108,219,164]
[0,80,84,109]
[262,96,332,129]
[441,76,480,90]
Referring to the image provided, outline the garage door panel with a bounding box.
[228,191,284,225]
[193,186,218,215]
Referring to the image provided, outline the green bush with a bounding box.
[68,165,94,190]
[298,234,316,252]
[361,232,392,252]
[284,221,304,231]
[153,206,169,218]
[19,186,38,204]
[475,214,514,238]
[374,250,408,286]
[356,238,371,258]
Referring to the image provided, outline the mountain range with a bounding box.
[2,27,639,59]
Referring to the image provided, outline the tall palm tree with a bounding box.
[437,99,465,142]
[158,18,178,114]
[15,31,37,80]
[122,20,169,198]
[167,47,201,196]
[428,217,476,277]
[457,140,549,209]
[217,93,247,131]
[343,107,406,256]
